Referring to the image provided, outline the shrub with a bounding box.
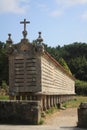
[75,80,87,95]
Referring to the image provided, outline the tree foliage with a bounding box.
[59,42,87,81]
[0,41,8,85]
[75,80,87,95]
[44,42,87,81]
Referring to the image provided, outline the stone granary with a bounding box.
[6,19,75,111]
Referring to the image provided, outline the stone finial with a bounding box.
[6,33,14,54]
[6,33,13,45]
[36,32,43,44]
[20,19,30,39]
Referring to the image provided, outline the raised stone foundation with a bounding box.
[78,102,87,128]
[0,100,41,125]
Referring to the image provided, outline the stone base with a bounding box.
[0,100,41,125]
[78,102,87,128]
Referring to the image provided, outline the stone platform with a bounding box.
[0,100,41,125]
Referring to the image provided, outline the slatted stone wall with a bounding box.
[14,57,37,91]
[41,54,75,95]
[9,41,42,96]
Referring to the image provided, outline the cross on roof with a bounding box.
[20,19,30,39]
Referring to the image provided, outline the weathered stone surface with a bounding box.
[0,100,41,125]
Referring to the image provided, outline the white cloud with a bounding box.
[50,0,87,17]
[81,11,87,20]
[55,0,87,7]
[37,3,49,11]
[0,0,29,14]
[51,10,63,17]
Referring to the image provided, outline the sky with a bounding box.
[0,0,87,47]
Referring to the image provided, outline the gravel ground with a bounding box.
[0,108,85,130]
[44,108,78,127]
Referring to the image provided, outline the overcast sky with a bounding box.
[0,0,87,47]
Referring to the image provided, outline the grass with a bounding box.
[38,118,44,125]
[62,96,87,108]
[0,95,9,100]
[45,106,58,114]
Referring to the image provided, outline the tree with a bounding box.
[59,42,87,81]
[0,41,8,85]
[59,58,72,75]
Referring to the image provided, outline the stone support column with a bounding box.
[37,95,43,111]
[47,95,50,109]
[56,95,59,104]
[43,95,47,111]
[50,95,54,107]
[22,95,26,100]
[54,95,56,107]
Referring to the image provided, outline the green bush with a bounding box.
[1,80,7,90]
[75,80,87,95]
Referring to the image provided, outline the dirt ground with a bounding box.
[0,108,85,130]
[44,108,78,127]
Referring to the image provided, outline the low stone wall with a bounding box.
[0,100,41,125]
[78,102,87,128]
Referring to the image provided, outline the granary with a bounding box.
[6,19,75,111]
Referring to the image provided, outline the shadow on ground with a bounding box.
[60,126,86,130]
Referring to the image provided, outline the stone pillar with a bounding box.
[43,95,47,111]
[37,95,43,111]
[50,95,54,107]
[56,95,59,104]
[55,95,58,106]
[78,102,87,128]
[53,95,56,107]
[58,95,60,103]
[22,95,26,100]
[50,95,52,107]
[47,95,50,109]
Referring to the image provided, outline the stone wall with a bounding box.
[0,100,41,125]
[41,54,75,95]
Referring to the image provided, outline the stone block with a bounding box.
[0,100,41,125]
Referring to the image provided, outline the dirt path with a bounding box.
[0,108,84,130]
[44,108,78,127]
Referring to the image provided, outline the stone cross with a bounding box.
[20,19,30,39]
